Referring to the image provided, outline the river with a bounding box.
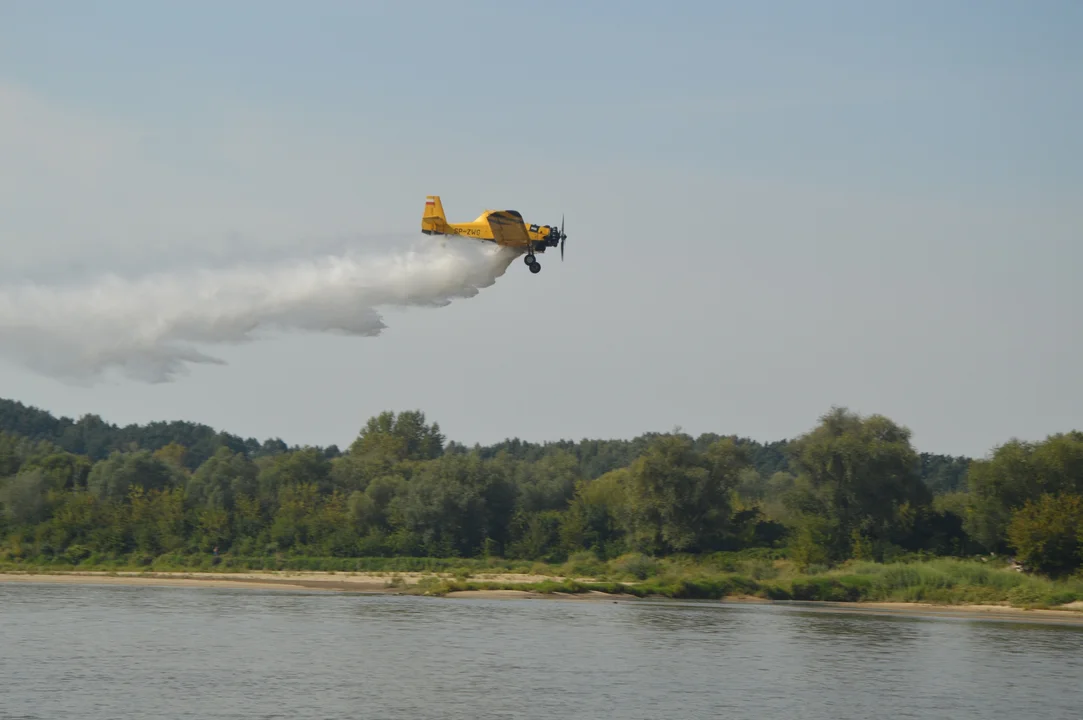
[1,582,1081,719]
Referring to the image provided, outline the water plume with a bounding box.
[0,235,518,384]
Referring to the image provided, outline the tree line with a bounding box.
[0,398,1080,577]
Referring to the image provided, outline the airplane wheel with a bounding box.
[524,254,536,266]
[529,262,541,274]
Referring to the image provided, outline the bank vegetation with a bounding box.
[1,398,1081,609]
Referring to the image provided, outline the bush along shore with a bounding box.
[2,400,1082,611]
[2,551,1082,612]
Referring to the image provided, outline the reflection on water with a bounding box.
[1,583,1081,720]
[961,619,1083,655]
[621,600,743,632]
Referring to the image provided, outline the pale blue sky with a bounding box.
[1,1,1080,458]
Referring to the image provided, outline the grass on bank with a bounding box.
[2,548,1081,611]
[401,555,1083,610]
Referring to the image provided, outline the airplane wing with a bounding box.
[485,211,532,248]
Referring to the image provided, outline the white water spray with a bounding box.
[0,236,518,384]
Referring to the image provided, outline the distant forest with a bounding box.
[1,397,1080,577]
[0,397,973,490]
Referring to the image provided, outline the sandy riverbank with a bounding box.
[0,572,627,601]
[0,569,557,593]
[3,570,1082,622]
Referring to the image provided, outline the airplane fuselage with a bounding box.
[421,195,566,274]
[424,211,559,252]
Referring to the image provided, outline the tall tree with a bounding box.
[967,431,1083,552]
[624,434,747,554]
[786,407,930,559]
[349,410,445,462]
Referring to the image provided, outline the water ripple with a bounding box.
[1,584,1081,719]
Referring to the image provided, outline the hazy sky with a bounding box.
[1,1,1080,458]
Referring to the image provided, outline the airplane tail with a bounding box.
[421,195,447,234]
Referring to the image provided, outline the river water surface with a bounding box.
[1,582,1081,719]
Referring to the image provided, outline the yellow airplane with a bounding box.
[421,195,566,274]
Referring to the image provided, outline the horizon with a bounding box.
[1,2,1080,459]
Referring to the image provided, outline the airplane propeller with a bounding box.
[559,215,566,260]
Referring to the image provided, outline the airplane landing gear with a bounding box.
[524,253,535,266]
[529,261,541,274]
[524,253,540,274]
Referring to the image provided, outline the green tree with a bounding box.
[153,442,189,471]
[349,410,445,461]
[348,473,405,533]
[1006,493,1083,577]
[387,452,500,557]
[269,482,321,550]
[85,451,183,503]
[20,450,93,491]
[0,431,37,477]
[231,492,264,545]
[257,447,332,499]
[966,431,1083,552]
[505,449,580,513]
[789,514,832,570]
[128,486,187,554]
[310,491,357,557]
[560,469,630,557]
[507,509,564,561]
[0,469,53,526]
[186,447,259,511]
[194,507,231,552]
[786,407,931,560]
[623,435,747,554]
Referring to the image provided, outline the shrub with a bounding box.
[610,552,660,580]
